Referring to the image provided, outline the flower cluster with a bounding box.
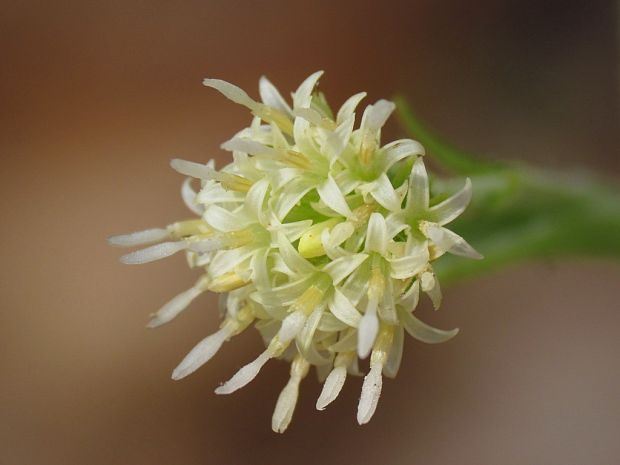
[109,72,481,433]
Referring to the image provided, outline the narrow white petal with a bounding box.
[365,99,395,133]
[277,232,316,276]
[147,284,204,328]
[170,159,216,180]
[278,311,308,343]
[214,349,271,395]
[383,326,404,378]
[420,270,442,310]
[336,92,366,125]
[322,253,368,285]
[316,366,347,410]
[398,306,459,343]
[381,139,425,171]
[370,173,402,212]
[323,114,354,159]
[203,78,258,110]
[273,178,315,220]
[221,137,278,157]
[389,252,428,280]
[204,205,249,232]
[316,175,352,218]
[243,178,269,221]
[328,289,362,327]
[357,298,379,358]
[272,379,300,433]
[421,222,483,259]
[429,178,472,225]
[120,241,187,264]
[259,76,292,116]
[357,363,383,425]
[171,325,232,379]
[365,212,388,255]
[293,107,324,126]
[293,71,324,109]
[406,157,429,212]
[181,178,205,215]
[108,228,169,247]
[272,357,309,433]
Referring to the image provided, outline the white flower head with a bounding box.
[109,72,481,432]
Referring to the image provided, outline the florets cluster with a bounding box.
[109,72,481,432]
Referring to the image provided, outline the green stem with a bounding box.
[394,98,620,284]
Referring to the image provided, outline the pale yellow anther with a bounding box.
[368,263,386,302]
[290,285,326,316]
[350,203,375,228]
[334,350,355,368]
[208,272,248,293]
[290,354,311,379]
[284,150,312,170]
[168,220,211,238]
[359,132,377,166]
[370,324,395,366]
[298,218,343,258]
[219,172,253,192]
[254,105,293,136]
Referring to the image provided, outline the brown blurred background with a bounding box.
[1,1,619,464]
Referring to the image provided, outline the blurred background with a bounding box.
[1,1,618,464]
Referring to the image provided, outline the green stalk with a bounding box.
[394,98,620,284]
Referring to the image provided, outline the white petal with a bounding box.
[203,78,258,110]
[108,228,169,247]
[214,349,271,395]
[204,205,249,232]
[389,252,428,280]
[293,71,324,109]
[181,178,205,215]
[357,363,383,425]
[277,232,316,276]
[398,306,459,343]
[273,178,315,220]
[243,178,269,221]
[316,175,352,218]
[316,366,347,410]
[171,325,233,379]
[420,270,442,310]
[251,247,270,289]
[336,92,366,125]
[322,253,368,285]
[272,379,300,433]
[297,307,323,355]
[383,326,404,378]
[364,99,395,133]
[429,178,472,225]
[170,158,216,180]
[421,222,483,259]
[365,212,388,255]
[357,298,379,358]
[323,114,354,160]
[278,220,313,242]
[369,173,402,212]
[381,139,425,171]
[147,284,204,328]
[259,76,292,116]
[221,137,278,157]
[120,241,187,264]
[208,246,255,277]
[278,310,307,343]
[406,157,429,212]
[272,357,309,433]
[328,289,362,327]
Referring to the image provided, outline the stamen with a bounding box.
[108,228,169,247]
[147,275,210,328]
[208,272,249,293]
[272,355,310,433]
[357,324,394,425]
[120,241,187,265]
[214,349,271,395]
[167,220,211,238]
[171,158,252,192]
[316,351,354,410]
